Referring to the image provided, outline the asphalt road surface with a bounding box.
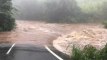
[0,44,58,60]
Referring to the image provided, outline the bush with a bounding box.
[103,21,107,28]
[0,0,15,31]
[72,44,107,60]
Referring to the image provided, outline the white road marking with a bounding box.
[45,45,63,60]
[6,43,16,55]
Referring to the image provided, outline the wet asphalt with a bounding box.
[0,44,58,60]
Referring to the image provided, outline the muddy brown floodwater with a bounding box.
[0,20,103,47]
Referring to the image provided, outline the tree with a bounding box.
[45,0,82,23]
[0,0,15,31]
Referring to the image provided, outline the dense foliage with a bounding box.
[0,0,15,31]
[72,44,107,60]
[13,0,107,23]
[103,21,107,28]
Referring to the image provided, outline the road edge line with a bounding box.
[6,43,16,55]
[45,45,63,60]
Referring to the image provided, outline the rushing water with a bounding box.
[0,20,102,47]
[0,20,64,47]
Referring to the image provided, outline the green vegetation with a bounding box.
[103,21,107,28]
[0,0,15,31]
[72,44,107,60]
[14,0,107,23]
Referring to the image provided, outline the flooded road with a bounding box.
[0,20,102,47]
[0,20,103,60]
[0,44,58,60]
[0,20,73,47]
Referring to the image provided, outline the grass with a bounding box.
[72,44,107,60]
